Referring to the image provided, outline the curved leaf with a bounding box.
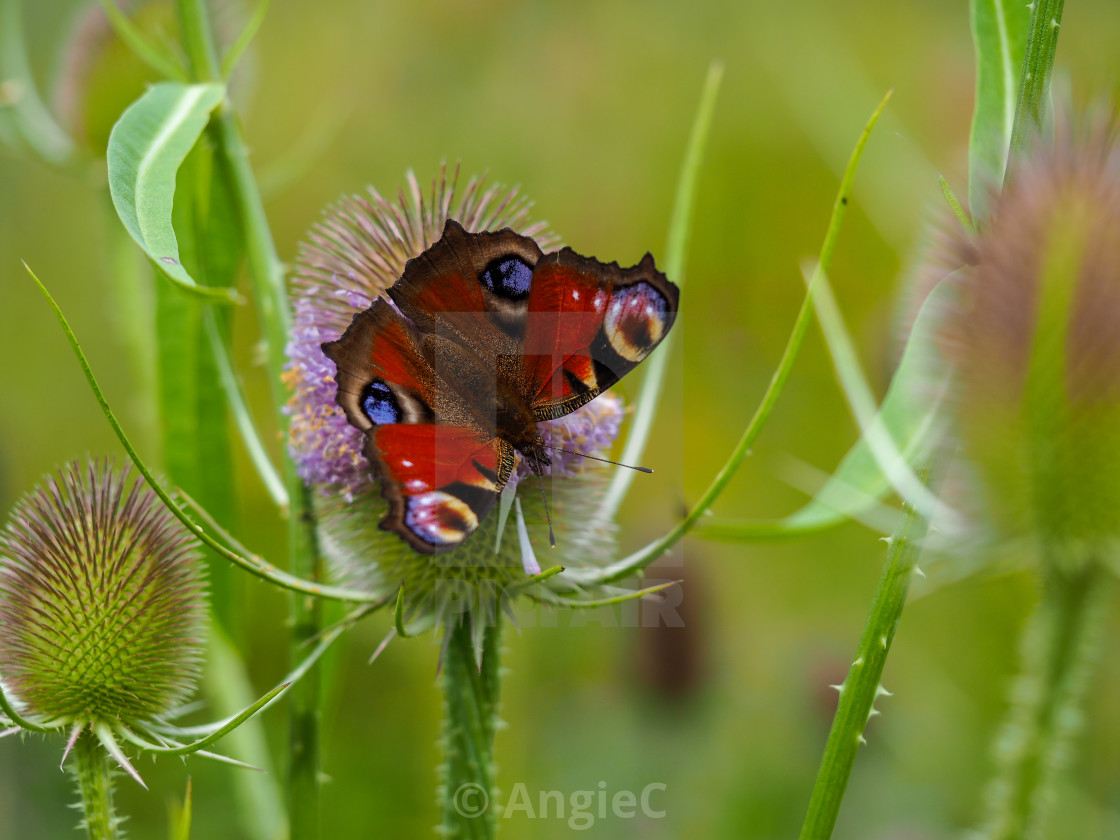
[107,82,240,302]
[697,274,960,541]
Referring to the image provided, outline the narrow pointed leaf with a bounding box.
[598,61,722,520]
[801,265,960,528]
[571,91,892,587]
[968,0,1029,219]
[95,724,147,789]
[25,262,384,603]
[169,779,193,840]
[0,682,50,733]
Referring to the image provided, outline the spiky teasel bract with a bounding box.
[285,167,649,634]
[0,459,205,779]
[934,113,1120,571]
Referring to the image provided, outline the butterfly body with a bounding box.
[322,219,678,553]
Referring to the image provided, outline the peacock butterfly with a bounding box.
[322,219,679,554]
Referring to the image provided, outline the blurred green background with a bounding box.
[3,1,1120,838]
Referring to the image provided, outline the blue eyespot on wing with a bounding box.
[361,379,403,425]
[479,255,533,300]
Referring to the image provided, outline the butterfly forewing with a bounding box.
[523,250,679,420]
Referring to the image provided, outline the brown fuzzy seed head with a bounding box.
[0,460,206,725]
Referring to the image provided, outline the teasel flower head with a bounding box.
[0,459,205,780]
[938,115,1120,570]
[285,167,639,634]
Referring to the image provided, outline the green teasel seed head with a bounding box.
[0,459,206,726]
[316,447,620,631]
[944,116,1120,568]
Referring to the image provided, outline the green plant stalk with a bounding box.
[798,480,932,840]
[441,618,503,839]
[175,0,324,836]
[288,482,324,840]
[983,563,1107,840]
[73,732,119,840]
[1007,0,1066,157]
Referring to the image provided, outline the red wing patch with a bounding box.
[370,425,514,553]
[522,263,608,405]
[522,251,679,420]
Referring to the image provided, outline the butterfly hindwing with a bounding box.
[370,425,515,552]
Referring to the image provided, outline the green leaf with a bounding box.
[107,82,241,302]
[968,0,1029,221]
[798,265,958,526]
[169,779,193,840]
[788,277,956,530]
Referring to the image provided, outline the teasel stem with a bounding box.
[72,731,119,840]
[440,617,503,839]
[982,560,1108,840]
[798,467,934,840]
[176,0,324,836]
[1007,0,1066,158]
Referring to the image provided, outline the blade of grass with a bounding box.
[597,61,723,522]
[968,0,1029,219]
[220,0,271,80]
[98,0,188,82]
[801,263,961,529]
[573,91,893,586]
[693,273,958,541]
[203,310,288,508]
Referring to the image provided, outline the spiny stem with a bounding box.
[72,732,119,840]
[798,474,932,840]
[1007,0,1066,158]
[982,562,1108,840]
[441,618,503,839]
[175,0,324,836]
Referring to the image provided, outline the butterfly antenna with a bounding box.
[536,471,556,548]
[542,445,653,474]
